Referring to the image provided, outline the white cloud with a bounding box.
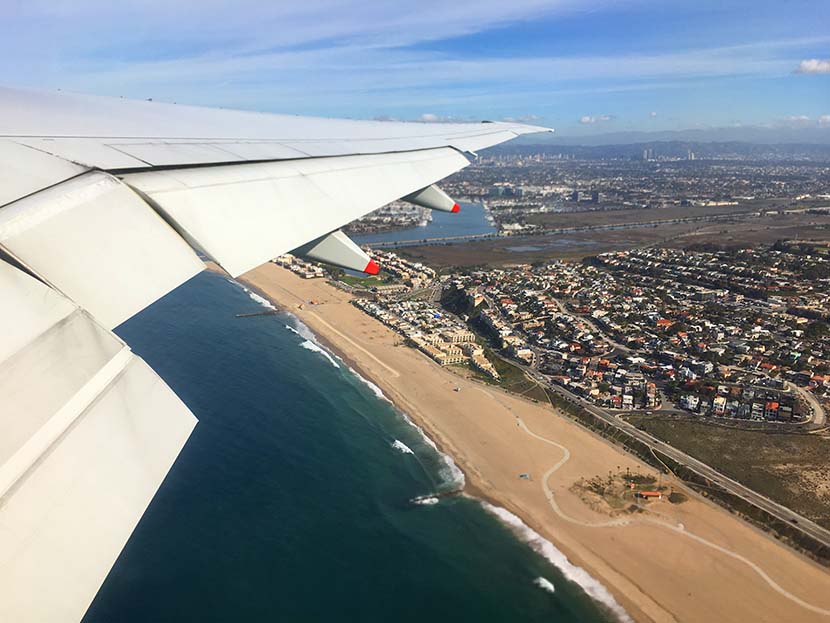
[786,114,810,123]
[649,111,658,118]
[415,112,481,123]
[0,5,827,123]
[502,114,540,123]
[416,113,472,122]
[819,115,830,128]
[579,114,613,124]
[795,59,830,74]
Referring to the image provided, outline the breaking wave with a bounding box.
[284,317,341,369]
[247,290,276,311]
[285,313,462,489]
[300,340,340,369]
[348,366,391,402]
[412,496,439,506]
[391,440,414,455]
[480,502,633,623]
[534,577,556,594]
[398,411,464,488]
[286,317,317,341]
[229,279,278,311]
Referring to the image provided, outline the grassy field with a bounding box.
[666,213,830,250]
[524,202,763,229]
[337,274,388,288]
[482,347,550,403]
[401,222,704,267]
[399,212,830,269]
[626,415,830,529]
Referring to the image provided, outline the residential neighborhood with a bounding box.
[442,243,829,423]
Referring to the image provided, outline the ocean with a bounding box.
[82,270,623,623]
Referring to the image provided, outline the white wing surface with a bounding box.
[0,86,551,621]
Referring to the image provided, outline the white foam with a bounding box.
[398,411,465,488]
[349,366,391,402]
[230,280,278,311]
[534,577,556,594]
[391,439,414,455]
[282,317,342,369]
[288,316,318,341]
[413,496,439,506]
[300,340,340,369]
[284,313,462,489]
[247,291,276,310]
[480,502,633,623]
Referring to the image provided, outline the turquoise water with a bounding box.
[83,270,623,623]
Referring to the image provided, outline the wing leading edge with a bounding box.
[0,86,552,622]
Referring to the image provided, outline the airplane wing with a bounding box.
[0,86,551,622]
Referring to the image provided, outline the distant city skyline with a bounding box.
[1,1,828,135]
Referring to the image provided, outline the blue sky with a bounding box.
[1,1,828,135]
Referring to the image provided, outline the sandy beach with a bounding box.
[239,262,830,623]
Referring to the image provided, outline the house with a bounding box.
[635,491,663,500]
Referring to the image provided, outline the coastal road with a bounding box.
[539,377,830,550]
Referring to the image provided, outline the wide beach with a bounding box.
[240,262,830,623]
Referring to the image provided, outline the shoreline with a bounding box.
[238,276,634,621]
[234,263,830,623]
[233,272,637,620]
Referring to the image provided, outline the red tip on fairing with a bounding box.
[451,203,461,213]
[364,259,380,275]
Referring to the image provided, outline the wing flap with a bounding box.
[0,140,87,207]
[0,171,205,329]
[10,137,151,170]
[0,356,196,623]
[0,261,197,623]
[109,141,247,166]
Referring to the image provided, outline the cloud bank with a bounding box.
[580,114,614,124]
[795,59,830,74]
